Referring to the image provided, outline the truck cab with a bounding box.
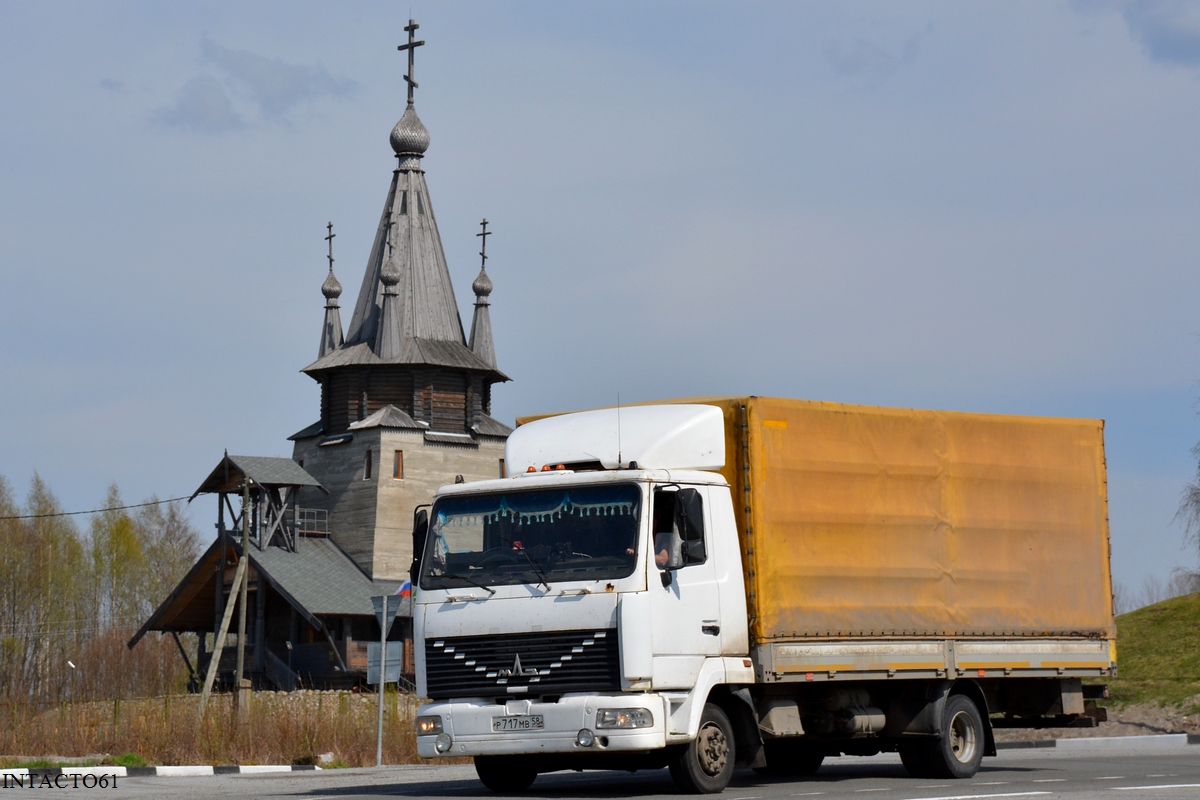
[414,406,758,791]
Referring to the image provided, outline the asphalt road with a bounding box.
[108,741,1200,799]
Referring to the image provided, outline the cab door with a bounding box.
[648,485,722,686]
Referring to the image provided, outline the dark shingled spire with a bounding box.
[318,222,344,358]
[300,22,507,437]
[468,218,497,369]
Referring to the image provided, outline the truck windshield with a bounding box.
[420,484,641,590]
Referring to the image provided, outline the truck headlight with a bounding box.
[416,715,444,735]
[595,708,654,729]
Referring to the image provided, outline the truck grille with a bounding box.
[424,628,620,700]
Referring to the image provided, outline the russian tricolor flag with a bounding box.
[395,579,412,597]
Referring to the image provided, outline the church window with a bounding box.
[364,449,373,480]
[399,191,407,215]
[417,192,425,215]
[393,450,404,480]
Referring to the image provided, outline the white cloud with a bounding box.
[823,25,930,84]
[1121,0,1200,66]
[155,38,357,133]
[156,73,243,133]
[199,38,357,119]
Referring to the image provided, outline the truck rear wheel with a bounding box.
[668,703,736,794]
[753,739,824,776]
[921,695,984,779]
[474,755,538,792]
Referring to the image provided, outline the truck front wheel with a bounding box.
[474,755,537,792]
[668,703,736,794]
[921,695,984,779]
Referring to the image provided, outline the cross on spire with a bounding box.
[397,19,425,107]
[476,218,491,269]
[325,221,336,272]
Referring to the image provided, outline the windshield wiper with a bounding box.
[494,535,553,591]
[518,548,552,592]
[453,572,496,596]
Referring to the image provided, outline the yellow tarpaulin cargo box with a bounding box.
[688,396,1114,645]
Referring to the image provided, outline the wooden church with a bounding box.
[131,24,511,689]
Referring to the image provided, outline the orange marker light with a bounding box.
[526,466,536,473]
[541,464,552,471]
[556,464,566,471]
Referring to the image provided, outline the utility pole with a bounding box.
[235,480,251,722]
[372,593,400,767]
[198,553,247,716]
[377,593,389,767]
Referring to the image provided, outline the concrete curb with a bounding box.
[997,733,1200,750]
[1,765,321,780]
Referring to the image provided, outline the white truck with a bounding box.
[412,398,1115,793]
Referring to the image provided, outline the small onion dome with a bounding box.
[322,268,343,299]
[472,267,493,298]
[390,105,430,156]
[380,259,402,287]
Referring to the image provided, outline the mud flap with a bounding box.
[885,680,951,738]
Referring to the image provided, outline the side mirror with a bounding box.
[674,488,706,564]
[409,507,429,587]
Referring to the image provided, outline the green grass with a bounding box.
[0,757,101,769]
[110,752,148,768]
[1108,592,1200,708]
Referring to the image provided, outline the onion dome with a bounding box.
[472,267,493,299]
[322,268,343,300]
[390,105,430,158]
[380,258,402,288]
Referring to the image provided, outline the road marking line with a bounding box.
[900,793,1050,800]
[1115,785,1200,791]
[1032,779,1064,783]
[790,794,824,797]
[854,790,888,793]
[915,786,950,789]
[1096,776,1125,780]
[977,782,1008,785]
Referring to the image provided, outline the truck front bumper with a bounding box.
[417,694,668,758]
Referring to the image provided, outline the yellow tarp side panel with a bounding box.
[741,397,1114,643]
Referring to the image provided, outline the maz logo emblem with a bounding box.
[497,654,540,678]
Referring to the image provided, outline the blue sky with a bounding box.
[3,1,1200,598]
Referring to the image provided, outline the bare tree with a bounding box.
[1177,439,1200,555]
[1112,580,1130,615]
[0,473,201,702]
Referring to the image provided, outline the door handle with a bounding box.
[701,624,720,636]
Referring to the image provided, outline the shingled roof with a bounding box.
[190,454,324,500]
[128,536,409,649]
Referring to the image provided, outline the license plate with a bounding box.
[492,715,544,732]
